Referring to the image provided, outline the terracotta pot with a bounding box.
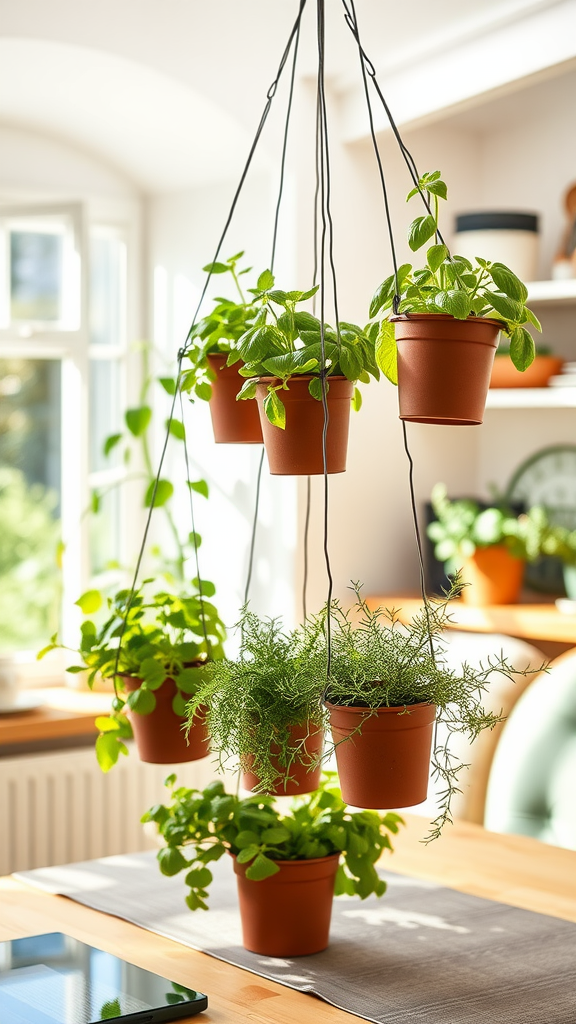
[121,676,209,764]
[242,722,324,796]
[460,545,525,606]
[206,354,263,444]
[391,314,501,425]
[490,354,564,389]
[255,375,353,475]
[327,700,436,808]
[232,853,339,956]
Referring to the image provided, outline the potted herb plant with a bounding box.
[368,170,541,424]
[234,270,380,474]
[181,252,263,443]
[186,609,326,795]
[427,483,554,605]
[39,581,226,771]
[142,773,403,956]
[322,582,533,838]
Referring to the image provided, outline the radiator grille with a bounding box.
[0,745,217,874]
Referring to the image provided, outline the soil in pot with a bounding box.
[122,676,209,764]
[490,354,564,389]
[460,546,525,606]
[255,375,353,475]
[241,723,324,796]
[392,314,501,425]
[232,853,339,956]
[206,354,263,444]
[327,701,436,808]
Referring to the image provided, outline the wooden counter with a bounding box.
[0,687,112,751]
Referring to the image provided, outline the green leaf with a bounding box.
[524,306,542,332]
[139,657,166,689]
[95,732,122,773]
[127,686,156,715]
[308,377,324,400]
[195,381,213,402]
[339,344,363,382]
[261,826,290,844]
[245,853,280,881]
[103,433,122,457]
[202,261,230,274]
[257,269,274,291]
[185,866,213,889]
[189,479,209,499]
[488,263,528,303]
[236,377,259,401]
[263,390,286,429]
[75,590,102,614]
[144,479,174,508]
[95,716,121,733]
[37,643,57,660]
[192,576,216,597]
[427,244,448,273]
[485,291,525,323]
[437,289,471,320]
[167,418,185,441]
[375,320,398,385]
[235,830,261,849]
[159,377,177,395]
[509,326,536,371]
[91,491,100,514]
[408,215,436,252]
[125,406,152,437]
[158,846,188,876]
[237,846,260,864]
[172,691,186,717]
[352,386,362,412]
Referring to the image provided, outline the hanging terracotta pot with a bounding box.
[255,375,354,475]
[122,676,209,764]
[391,314,501,425]
[242,722,324,796]
[232,853,339,956]
[206,354,263,444]
[460,545,525,606]
[326,701,436,808]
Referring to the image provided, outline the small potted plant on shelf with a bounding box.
[368,170,541,424]
[181,252,263,443]
[233,270,381,474]
[490,340,564,389]
[186,608,326,795]
[427,483,554,605]
[39,581,226,771]
[539,522,576,600]
[322,582,532,838]
[142,772,403,956]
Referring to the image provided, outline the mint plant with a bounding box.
[368,170,540,384]
[142,773,403,910]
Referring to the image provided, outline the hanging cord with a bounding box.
[178,383,210,653]
[270,7,303,273]
[302,476,312,621]
[316,0,335,682]
[401,421,435,661]
[244,447,265,605]
[110,4,308,691]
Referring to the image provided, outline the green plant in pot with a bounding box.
[322,582,535,840]
[39,581,226,771]
[142,772,403,956]
[427,483,554,606]
[368,170,541,425]
[186,608,326,795]
[540,522,576,600]
[180,252,263,444]
[233,270,381,474]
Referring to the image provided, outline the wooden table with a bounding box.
[2,816,575,1023]
[0,687,112,753]
[366,596,576,660]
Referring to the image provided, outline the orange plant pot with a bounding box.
[490,354,564,389]
[327,701,436,808]
[242,722,324,796]
[392,314,501,425]
[207,354,263,444]
[460,545,525,606]
[233,853,339,956]
[255,375,353,475]
[122,676,209,764]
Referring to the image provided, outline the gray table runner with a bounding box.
[16,851,576,1024]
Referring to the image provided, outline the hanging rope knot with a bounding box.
[177,347,187,363]
[392,294,401,316]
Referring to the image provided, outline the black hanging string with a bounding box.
[111,2,308,689]
[302,476,312,621]
[244,447,265,606]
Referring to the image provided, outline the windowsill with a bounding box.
[0,686,112,754]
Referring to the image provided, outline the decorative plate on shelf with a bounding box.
[504,444,576,592]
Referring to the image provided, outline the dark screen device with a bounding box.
[0,932,208,1023]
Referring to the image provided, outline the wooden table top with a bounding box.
[366,595,576,646]
[0,687,112,748]
[2,816,575,1023]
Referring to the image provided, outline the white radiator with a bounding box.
[0,744,217,875]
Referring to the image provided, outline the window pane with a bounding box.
[10,229,64,322]
[89,360,121,472]
[0,359,61,651]
[90,233,125,346]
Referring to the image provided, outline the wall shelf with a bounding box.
[485,387,576,410]
[526,280,576,305]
